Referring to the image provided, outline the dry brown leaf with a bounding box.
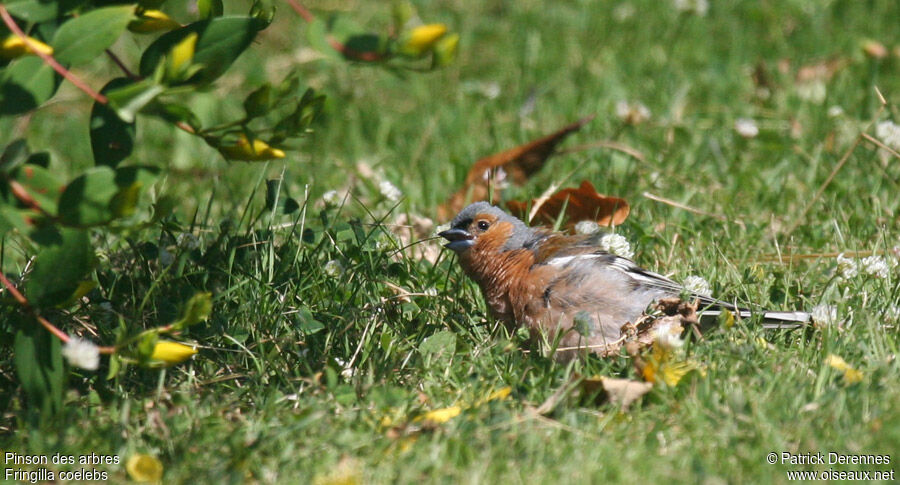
[506,180,629,229]
[439,116,595,219]
[578,376,652,409]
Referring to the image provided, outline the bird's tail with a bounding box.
[698,308,810,329]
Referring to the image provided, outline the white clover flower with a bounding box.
[652,320,684,350]
[598,233,634,259]
[875,120,900,151]
[734,118,759,138]
[827,105,844,118]
[378,179,402,202]
[334,357,356,379]
[322,190,342,206]
[176,233,199,250]
[811,304,838,327]
[574,220,601,235]
[672,0,709,16]
[324,259,344,277]
[682,275,712,297]
[835,253,858,279]
[62,337,100,371]
[615,100,651,125]
[861,255,890,279]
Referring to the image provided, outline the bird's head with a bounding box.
[439,202,536,254]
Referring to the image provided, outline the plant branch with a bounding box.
[0,5,108,104]
[0,271,116,354]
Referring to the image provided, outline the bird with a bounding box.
[439,201,810,358]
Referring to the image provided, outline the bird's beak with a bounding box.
[438,228,474,252]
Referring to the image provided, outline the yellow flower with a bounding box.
[398,23,447,57]
[641,340,697,387]
[218,135,286,161]
[126,453,163,483]
[825,354,864,384]
[150,341,197,364]
[129,10,181,34]
[1,34,54,60]
[167,32,198,76]
[418,405,461,424]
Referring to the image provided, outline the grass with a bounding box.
[2,0,900,482]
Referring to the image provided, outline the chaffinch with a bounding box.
[439,202,809,357]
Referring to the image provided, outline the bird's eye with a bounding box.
[477,220,490,231]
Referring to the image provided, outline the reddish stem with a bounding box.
[284,0,314,22]
[0,5,108,104]
[0,272,116,354]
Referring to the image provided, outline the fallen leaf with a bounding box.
[578,376,652,409]
[439,116,594,219]
[506,180,629,229]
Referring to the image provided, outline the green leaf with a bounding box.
[305,17,342,61]
[90,78,136,167]
[296,307,325,336]
[0,204,31,237]
[197,0,224,19]
[11,164,63,214]
[143,101,202,130]
[1,139,30,174]
[170,292,213,330]
[244,84,272,119]
[104,78,165,123]
[139,16,267,85]
[0,56,60,115]
[4,0,85,23]
[419,330,456,356]
[24,228,96,308]
[249,0,276,26]
[51,5,136,66]
[58,166,159,226]
[14,324,65,418]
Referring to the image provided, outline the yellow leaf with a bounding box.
[129,9,181,34]
[1,34,53,60]
[125,453,163,483]
[218,134,286,161]
[418,405,461,424]
[150,340,197,365]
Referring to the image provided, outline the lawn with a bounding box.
[2,0,899,483]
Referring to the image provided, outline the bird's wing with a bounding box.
[540,250,739,310]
